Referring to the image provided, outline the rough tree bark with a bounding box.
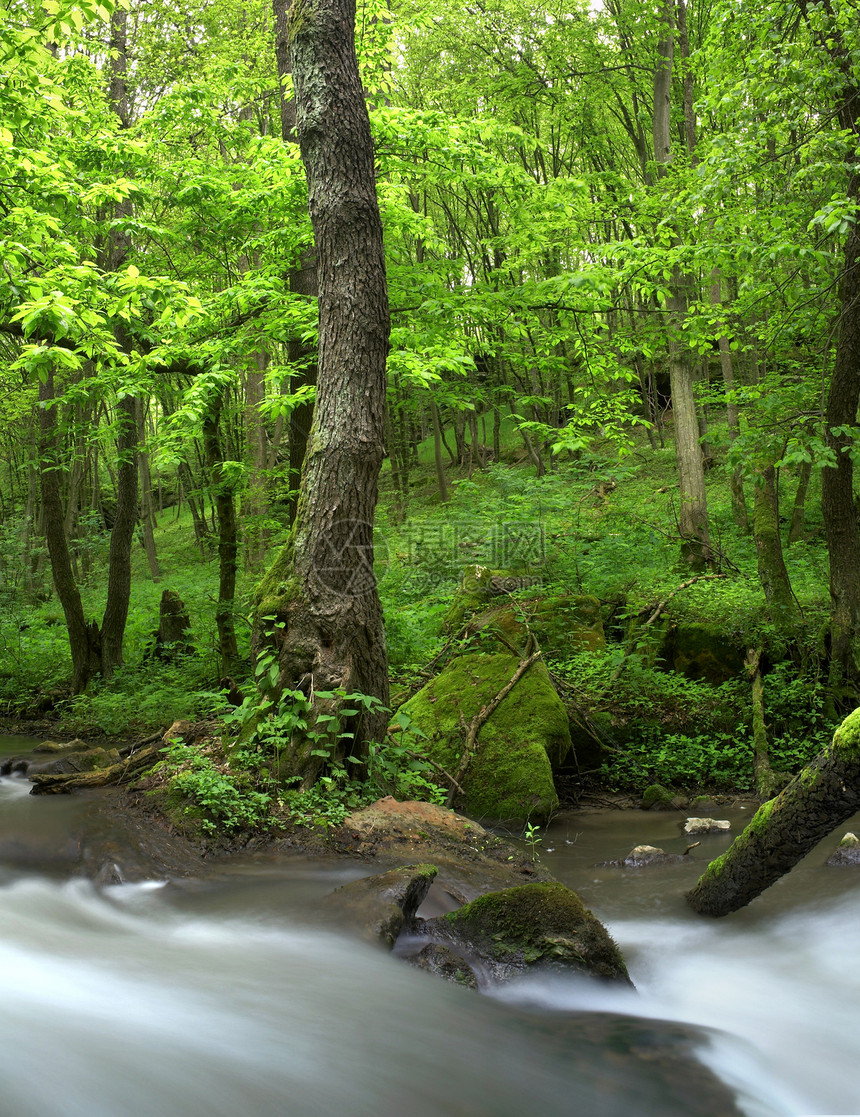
[253,0,390,782]
[796,3,860,714]
[687,707,860,916]
[653,1,711,568]
[273,0,319,528]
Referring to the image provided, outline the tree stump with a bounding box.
[153,590,193,661]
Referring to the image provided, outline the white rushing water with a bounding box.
[494,895,860,1117]
[0,874,716,1117]
[1,771,859,1117]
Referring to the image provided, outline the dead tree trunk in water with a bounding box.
[253,0,390,783]
[687,708,860,917]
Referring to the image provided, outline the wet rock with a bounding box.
[408,943,478,988]
[416,882,632,987]
[827,832,860,866]
[641,785,686,811]
[683,817,731,835]
[333,798,554,905]
[318,864,438,948]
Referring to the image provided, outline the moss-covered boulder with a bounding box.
[398,652,570,822]
[466,594,605,658]
[659,621,746,684]
[418,882,631,986]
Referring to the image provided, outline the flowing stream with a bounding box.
[1,739,858,1117]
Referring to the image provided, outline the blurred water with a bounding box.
[1,759,858,1117]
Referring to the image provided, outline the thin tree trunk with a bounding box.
[430,398,449,503]
[786,459,812,546]
[753,465,799,643]
[38,374,101,692]
[243,349,270,571]
[746,648,779,799]
[203,402,241,678]
[136,398,161,582]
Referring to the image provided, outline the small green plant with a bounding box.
[523,820,542,862]
[157,738,272,835]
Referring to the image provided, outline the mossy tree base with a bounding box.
[686,707,860,916]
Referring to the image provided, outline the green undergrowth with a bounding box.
[0,419,836,804]
[553,649,833,792]
[153,689,447,838]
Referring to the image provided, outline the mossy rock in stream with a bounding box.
[421,882,631,985]
[398,652,569,823]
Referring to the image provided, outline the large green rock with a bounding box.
[398,652,570,822]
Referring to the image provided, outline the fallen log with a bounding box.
[29,746,161,795]
[686,707,860,916]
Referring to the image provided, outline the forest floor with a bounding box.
[0,415,838,806]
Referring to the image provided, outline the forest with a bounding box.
[2,0,860,843]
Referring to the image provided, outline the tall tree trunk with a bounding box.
[653,2,710,568]
[273,0,319,528]
[822,173,860,712]
[798,4,860,714]
[98,4,139,679]
[253,0,391,780]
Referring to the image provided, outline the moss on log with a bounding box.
[686,708,860,916]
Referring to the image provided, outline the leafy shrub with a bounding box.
[158,738,272,834]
